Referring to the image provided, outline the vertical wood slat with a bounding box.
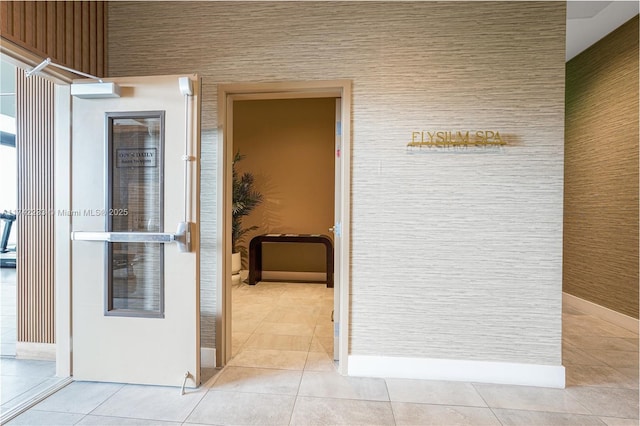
[1,1,106,77]
[9,1,20,40]
[56,2,65,64]
[23,1,33,47]
[35,1,45,52]
[81,1,90,74]
[0,2,11,37]
[73,1,82,71]
[89,1,97,76]
[65,2,74,68]
[16,68,56,345]
[12,3,17,37]
[12,1,23,42]
[96,2,104,78]
[46,2,56,61]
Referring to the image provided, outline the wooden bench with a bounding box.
[248,234,333,287]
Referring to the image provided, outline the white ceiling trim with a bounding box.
[566,1,639,61]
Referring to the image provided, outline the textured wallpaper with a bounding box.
[108,1,566,365]
[565,16,639,319]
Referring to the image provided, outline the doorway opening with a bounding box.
[217,81,351,374]
[231,97,335,368]
[0,52,72,424]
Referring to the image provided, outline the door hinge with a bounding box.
[334,322,340,337]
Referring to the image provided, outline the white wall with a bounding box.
[108,1,566,376]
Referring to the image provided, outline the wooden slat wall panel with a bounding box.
[0,1,107,77]
[35,1,45,52]
[88,2,96,76]
[96,2,104,77]
[16,68,56,344]
[564,16,639,319]
[109,2,566,364]
[23,1,33,47]
[81,1,89,73]
[55,2,64,62]
[46,2,55,59]
[0,2,8,37]
[72,1,81,71]
[64,2,73,67]
[14,2,24,41]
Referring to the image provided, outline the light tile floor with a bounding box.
[1,268,17,357]
[1,268,62,418]
[7,281,640,425]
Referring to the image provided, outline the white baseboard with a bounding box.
[201,347,216,368]
[348,355,566,388]
[16,342,56,361]
[261,271,327,282]
[563,292,639,332]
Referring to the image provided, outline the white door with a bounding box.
[70,75,200,387]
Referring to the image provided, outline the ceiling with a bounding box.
[566,1,639,61]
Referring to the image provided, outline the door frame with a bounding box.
[217,80,351,374]
[1,42,73,380]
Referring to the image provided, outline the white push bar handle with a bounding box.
[71,231,177,243]
[71,223,191,251]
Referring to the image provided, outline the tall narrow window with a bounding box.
[106,111,164,317]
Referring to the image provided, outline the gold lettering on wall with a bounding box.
[408,130,506,149]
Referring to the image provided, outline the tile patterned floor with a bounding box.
[1,268,17,357]
[6,281,640,425]
[1,268,63,417]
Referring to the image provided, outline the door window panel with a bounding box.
[107,112,164,317]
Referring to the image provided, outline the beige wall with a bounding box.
[108,1,566,366]
[233,98,335,272]
[564,16,639,319]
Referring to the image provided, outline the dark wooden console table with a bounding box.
[249,234,334,287]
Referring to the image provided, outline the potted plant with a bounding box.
[232,151,263,276]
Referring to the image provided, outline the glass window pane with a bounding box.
[107,112,164,316]
[111,242,162,311]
